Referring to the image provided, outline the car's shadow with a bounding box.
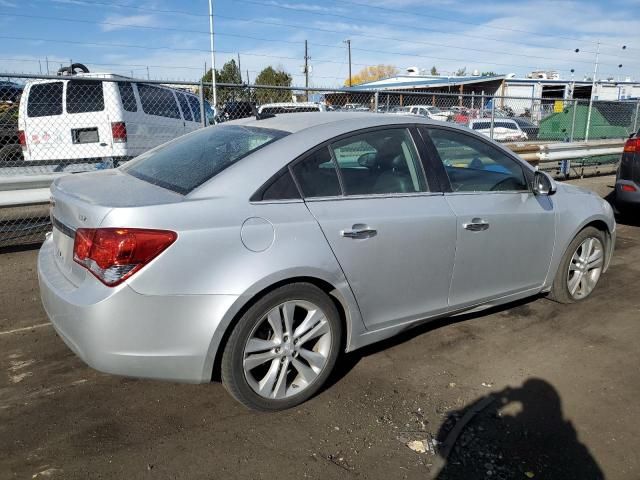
[324,294,545,391]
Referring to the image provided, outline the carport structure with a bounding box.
[323,75,505,109]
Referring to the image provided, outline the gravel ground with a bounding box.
[1,174,639,480]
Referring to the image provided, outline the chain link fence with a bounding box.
[2,72,639,248]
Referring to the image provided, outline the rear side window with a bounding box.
[118,82,138,112]
[177,92,194,121]
[66,80,104,113]
[27,82,63,117]
[329,128,426,195]
[188,96,202,123]
[260,170,300,200]
[123,125,288,194]
[291,147,341,198]
[138,84,181,119]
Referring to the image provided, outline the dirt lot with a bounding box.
[1,175,639,480]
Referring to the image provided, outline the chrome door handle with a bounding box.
[341,224,377,239]
[463,218,490,231]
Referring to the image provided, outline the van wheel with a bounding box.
[221,283,341,411]
[548,227,606,304]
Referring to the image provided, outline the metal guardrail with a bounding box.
[0,139,623,209]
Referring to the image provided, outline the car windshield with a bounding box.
[123,125,289,194]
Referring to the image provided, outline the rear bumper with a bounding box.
[615,180,640,207]
[38,237,238,383]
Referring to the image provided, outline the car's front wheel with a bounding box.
[221,283,341,411]
[549,226,606,304]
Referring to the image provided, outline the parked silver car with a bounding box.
[38,113,615,410]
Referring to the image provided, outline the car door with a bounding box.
[291,127,457,329]
[421,126,556,308]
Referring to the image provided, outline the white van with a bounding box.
[18,73,206,165]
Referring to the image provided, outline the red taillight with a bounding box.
[73,228,176,286]
[623,137,639,153]
[621,184,637,192]
[18,130,26,151]
[111,122,127,143]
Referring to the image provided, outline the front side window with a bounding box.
[329,128,426,195]
[426,128,528,192]
[66,80,104,113]
[138,84,181,119]
[123,125,288,194]
[27,82,63,117]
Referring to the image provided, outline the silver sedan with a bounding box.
[38,112,616,410]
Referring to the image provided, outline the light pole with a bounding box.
[344,39,352,87]
[208,0,217,108]
[584,41,600,141]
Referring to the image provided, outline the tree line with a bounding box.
[201,60,293,106]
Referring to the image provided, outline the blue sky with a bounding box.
[0,0,637,86]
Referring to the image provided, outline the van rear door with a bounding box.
[22,79,112,163]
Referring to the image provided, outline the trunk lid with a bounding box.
[49,169,184,286]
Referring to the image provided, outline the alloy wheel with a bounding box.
[566,237,604,300]
[242,300,332,399]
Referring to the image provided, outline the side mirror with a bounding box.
[532,170,557,196]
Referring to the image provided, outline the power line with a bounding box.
[234,0,628,58]
[45,0,204,18]
[1,11,615,68]
[0,35,371,68]
[43,0,629,51]
[328,0,630,50]
[212,14,632,69]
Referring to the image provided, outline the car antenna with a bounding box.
[251,104,276,120]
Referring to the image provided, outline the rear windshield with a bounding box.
[27,82,63,117]
[123,125,289,194]
[66,80,104,113]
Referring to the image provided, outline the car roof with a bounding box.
[229,111,430,133]
[190,111,534,199]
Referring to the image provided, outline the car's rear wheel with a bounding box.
[221,283,341,411]
[549,227,606,304]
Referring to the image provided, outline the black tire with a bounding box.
[221,283,342,411]
[548,226,606,304]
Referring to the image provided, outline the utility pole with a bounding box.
[146,66,150,80]
[208,0,217,108]
[237,53,242,83]
[344,39,352,87]
[585,41,600,142]
[304,40,310,100]
[45,56,49,75]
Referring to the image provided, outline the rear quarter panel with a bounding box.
[100,196,365,345]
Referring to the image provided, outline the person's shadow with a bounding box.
[432,378,604,480]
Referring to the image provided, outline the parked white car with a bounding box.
[18,73,206,165]
[468,119,528,142]
[257,102,326,115]
[406,105,451,122]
